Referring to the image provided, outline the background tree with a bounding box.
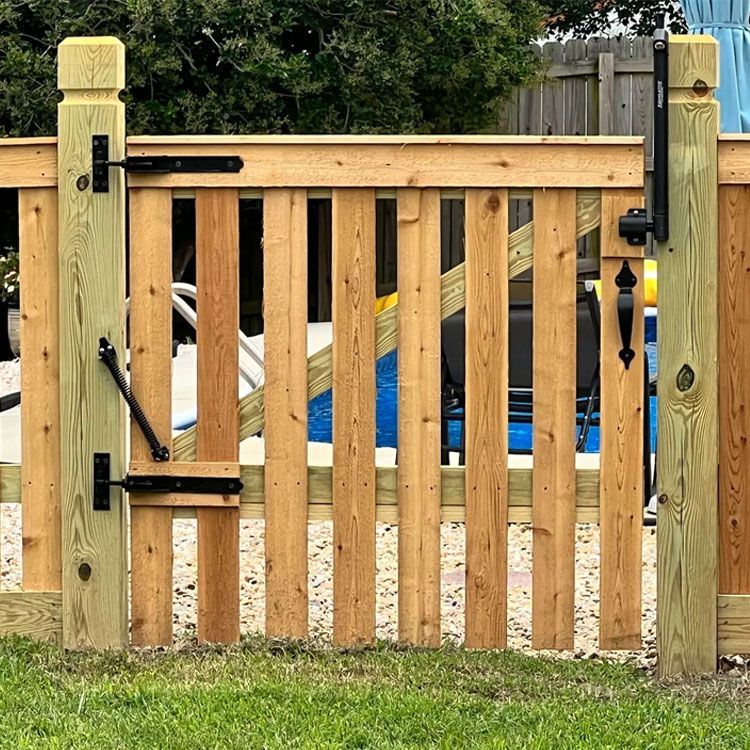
[544,0,687,38]
[0,0,544,137]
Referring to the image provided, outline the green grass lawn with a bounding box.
[0,636,748,749]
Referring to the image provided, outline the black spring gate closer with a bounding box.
[615,15,669,369]
[94,338,243,511]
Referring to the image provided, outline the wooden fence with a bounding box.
[0,34,736,677]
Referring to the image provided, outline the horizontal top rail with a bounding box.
[126,135,644,189]
[0,138,57,188]
[0,135,644,190]
[719,137,750,184]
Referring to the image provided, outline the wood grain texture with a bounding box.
[57,37,128,649]
[657,36,720,676]
[464,189,509,649]
[0,465,21,503]
[718,594,750,654]
[128,188,173,647]
[195,188,240,644]
[0,591,62,643]
[19,188,60,590]
[332,188,376,646]
[0,140,57,188]
[532,188,577,651]
[719,186,750,594]
[172,191,601,460]
[263,188,309,638]
[396,189,441,646]
[599,190,644,650]
[126,138,644,189]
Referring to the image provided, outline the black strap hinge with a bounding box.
[92,135,243,193]
[93,453,243,511]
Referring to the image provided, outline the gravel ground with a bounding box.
[0,357,656,664]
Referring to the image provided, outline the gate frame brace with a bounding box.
[93,453,243,511]
[92,135,243,193]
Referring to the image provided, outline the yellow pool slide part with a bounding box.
[375,260,658,312]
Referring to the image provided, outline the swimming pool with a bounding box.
[308,315,658,453]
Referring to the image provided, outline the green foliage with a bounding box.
[0,250,18,304]
[545,0,687,38]
[0,0,544,137]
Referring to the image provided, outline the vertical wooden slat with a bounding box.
[532,188,577,651]
[396,189,441,647]
[599,188,644,650]
[129,188,174,646]
[196,188,240,643]
[263,188,309,638]
[465,189,509,649]
[719,185,750,594]
[19,188,60,591]
[332,188,376,646]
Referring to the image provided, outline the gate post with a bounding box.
[657,35,720,676]
[57,38,128,648]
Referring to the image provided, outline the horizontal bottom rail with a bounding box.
[0,591,62,643]
[718,594,750,655]
[1,464,600,523]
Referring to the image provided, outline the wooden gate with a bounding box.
[0,35,729,676]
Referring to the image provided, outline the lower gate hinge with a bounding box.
[93,453,243,511]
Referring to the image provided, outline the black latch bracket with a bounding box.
[92,135,243,193]
[93,452,243,511]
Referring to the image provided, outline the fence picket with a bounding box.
[263,188,309,638]
[396,188,442,647]
[599,188,644,650]
[332,188,377,646]
[195,188,240,644]
[128,188,174,646]
[465,189,509,649]
[532,188,577,650]
[19,187,60,591]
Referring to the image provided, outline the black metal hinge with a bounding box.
[92,135,243,193]
[93,453,243,511]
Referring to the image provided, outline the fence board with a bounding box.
[19,188,60,591]
[532,188,577,650]
[564,40,587,137]
[263,188,309,637]
[332,188,377,646]
[465,189,509,649]
[719,185,750,594]
[542,43,565,136]
[195,188,240,643]
[129,188,174,646]
[396,189,441,647]
[599,189,644,650]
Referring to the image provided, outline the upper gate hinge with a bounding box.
[92,135,243,193]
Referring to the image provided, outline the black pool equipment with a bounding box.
[619,14,669,246]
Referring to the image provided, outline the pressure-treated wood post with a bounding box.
[657,35,720,676]
[57,37,128,648]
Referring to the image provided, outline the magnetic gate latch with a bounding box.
[93,453,243,511]
[92,135,243,193]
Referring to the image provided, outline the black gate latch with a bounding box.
[93,453,243,511]
[618,17,669,246]
[92,135,243,193]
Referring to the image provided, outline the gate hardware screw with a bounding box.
[677,364,695,392]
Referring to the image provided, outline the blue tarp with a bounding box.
[683,0,750,132]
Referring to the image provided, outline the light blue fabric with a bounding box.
[682,0,750,132]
